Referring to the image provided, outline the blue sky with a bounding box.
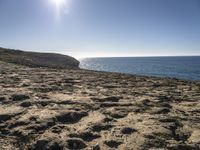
[0,0,200,58]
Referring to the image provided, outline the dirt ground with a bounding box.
[0,61,200,150]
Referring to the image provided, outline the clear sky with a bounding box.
[0,0,200,58]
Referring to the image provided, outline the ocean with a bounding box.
[80,56,200,81]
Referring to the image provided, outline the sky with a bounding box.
[0,0,200,58]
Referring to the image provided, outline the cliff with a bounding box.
[0,47,79,69]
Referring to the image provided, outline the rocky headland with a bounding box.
[0,47,79,69]
[0,48,200,150]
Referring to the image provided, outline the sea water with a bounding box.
[80,56,200,81]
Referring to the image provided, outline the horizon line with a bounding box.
[78,55,200,59]
[1,46,200,59]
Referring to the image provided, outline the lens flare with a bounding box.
[50,0,66,7]
[49,0,70,23]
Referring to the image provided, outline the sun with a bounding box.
[49,0,70,22]
[50,0,66,7]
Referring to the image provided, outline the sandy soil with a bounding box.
[0,61,200,150]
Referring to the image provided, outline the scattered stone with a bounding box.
[69,132,101,142]
[27,118,55,132]
[0,128,10,135]
[104,140,122,148]
[29,116,38,122]
[121,127,137,134]
[12,94,30,101]
[93,143,101,150]
[151,107,170,114]
[37,100,52,107]
[167,144,200,150]
[8,120,29,129]
[0,96,6,101]
[20,101,32,107]
[109,112,128,119]
[0,114,12,123]
[66,138,87,149]
[103,96,120,102]
[158,102,172,108]
[100,102,119,107]
[103,117,113,122]
[51,125,64,134]
[132,107,141,113]
[157,96,171,102]
[30,139,64,150]
[92,96,120,102]
[143,136,167,148]
[92,123,113,132]
[56,111,88,124]
[11,130,27,138]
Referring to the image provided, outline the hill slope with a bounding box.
[0,47,79,69]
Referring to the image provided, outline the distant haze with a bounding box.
[0,0,200,58]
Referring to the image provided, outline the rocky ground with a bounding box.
[0,61,200,150]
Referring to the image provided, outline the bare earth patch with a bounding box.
[0,61,200,150]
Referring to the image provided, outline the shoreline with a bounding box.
[0,61,200,150]
[79,56,200,81]
[80,67,200,83]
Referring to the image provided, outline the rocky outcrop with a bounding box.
[0,61,200,150]
[0,47,79,69]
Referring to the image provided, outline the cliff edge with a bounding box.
[0,47,79,69]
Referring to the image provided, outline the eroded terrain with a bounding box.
[0,61,200,150]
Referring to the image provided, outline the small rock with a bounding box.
[30,139,48,150]
[56,111,88,124]
[11,130,26,138]
[12,94,30,101]
[30,139,64,150]
[20,101,32,107]
[0,114,12,123]
[103,96,120,102]
[158,96,171,102]
[109,112,128,119]
[92,123,113,132]
[103,117,113,122]
[152,107,170,114]
[27,118,55,132]
[167,144,200,150]
[132,107,141,113]
[104,140,122,148]
[66,138,87,149]
[92,96,120,102]
[157,108,170,114]
[37,100,51,107]
[8,120,29,129]
[121,127,137,134]
[69,132,101,142]
[29,116,38,122]
[0,96,6,101]
[93,143,101,150]
[0,128,10,135]
[51,125,64,133]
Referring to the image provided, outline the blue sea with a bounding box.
[80,56,200,81]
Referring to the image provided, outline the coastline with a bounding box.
[79,56,200,81]
[0,61,200,150]
[80,67,200,83]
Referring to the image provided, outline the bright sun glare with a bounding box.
[50,0,66,7]
[49,0,70,21]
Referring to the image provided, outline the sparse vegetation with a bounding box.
[0,47,79,69]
